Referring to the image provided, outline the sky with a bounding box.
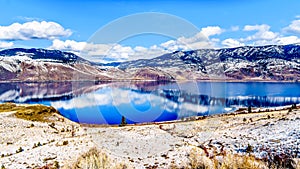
[1,0,300,62]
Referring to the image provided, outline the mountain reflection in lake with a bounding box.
[0,81,300,125]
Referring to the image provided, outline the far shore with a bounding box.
[0,78,299,83]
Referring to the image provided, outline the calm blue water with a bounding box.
[0,81,300,125]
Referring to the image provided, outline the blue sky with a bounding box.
[1,0,300,62]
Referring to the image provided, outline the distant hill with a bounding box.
[116,44,300,81]
[1,44,300,81]
[0,48,89,63]
[0,48,110,81]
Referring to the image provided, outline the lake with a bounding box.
[1,81,300,125]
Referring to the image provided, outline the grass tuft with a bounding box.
[68,147,129,169]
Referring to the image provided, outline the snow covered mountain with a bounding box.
[0,48,78,63]
[1,44,300,81]
[0,48,111,81]
[117,44,300,81]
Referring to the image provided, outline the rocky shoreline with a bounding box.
[0,103,299,168]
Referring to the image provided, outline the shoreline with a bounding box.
[0,79,299,83]
[79,103,299,128]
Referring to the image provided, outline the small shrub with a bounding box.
[39,162,60,169]
[49,122,55,128]
[70,147,129,169]
[1,164,5,169]
[53,161,59,169]
[245,144,253,153]
[188,148,208,169]
[16,147,23,153]
[243,118,247,122]
[62,140,68,146]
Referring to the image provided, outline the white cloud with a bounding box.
[0,21,72,40]
[107,44,135,60]
[225,35,300,47]
[47,21,300,62]
[0,41,14,49]
[48,25,223,63]
[243,24,267,31]
[160,26,224,51]
[51,92,112,110]
[211,38,220,43]
[49,25,225,62]
[51,88,164,110]
[17,16,43,22]
[275,36,300,45]
[283,19,300,34]
[242,24,278,41]
[200,26,224,38]
[49,39,167,62]
[49,39,115,59]
[160,40,185,51]
[231,26,240,31]
[49,39,87,52]
[134,46,147,52]
[219,22,300,47]
[131,45,166,60]
[86,43,167,62]
[160,35,210,52]
[222,38,245,48]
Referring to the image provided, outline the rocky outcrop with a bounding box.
[131,67,174,81]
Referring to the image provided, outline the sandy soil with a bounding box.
[0,105,299,168]
[0,110,95,169]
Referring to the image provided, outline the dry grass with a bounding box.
[185,147,300,169]
[220,154,266,169]
[0,102,59,122]
[0,102,18,112]
[183,147,268,169]
[65,147,130,169]
[296,159,300,169]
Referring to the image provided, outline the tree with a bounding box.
[119,116,127,127]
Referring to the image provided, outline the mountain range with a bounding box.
[1,44,300,82]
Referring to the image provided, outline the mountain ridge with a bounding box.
[0,48,111,81]
[1,44,300,81]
